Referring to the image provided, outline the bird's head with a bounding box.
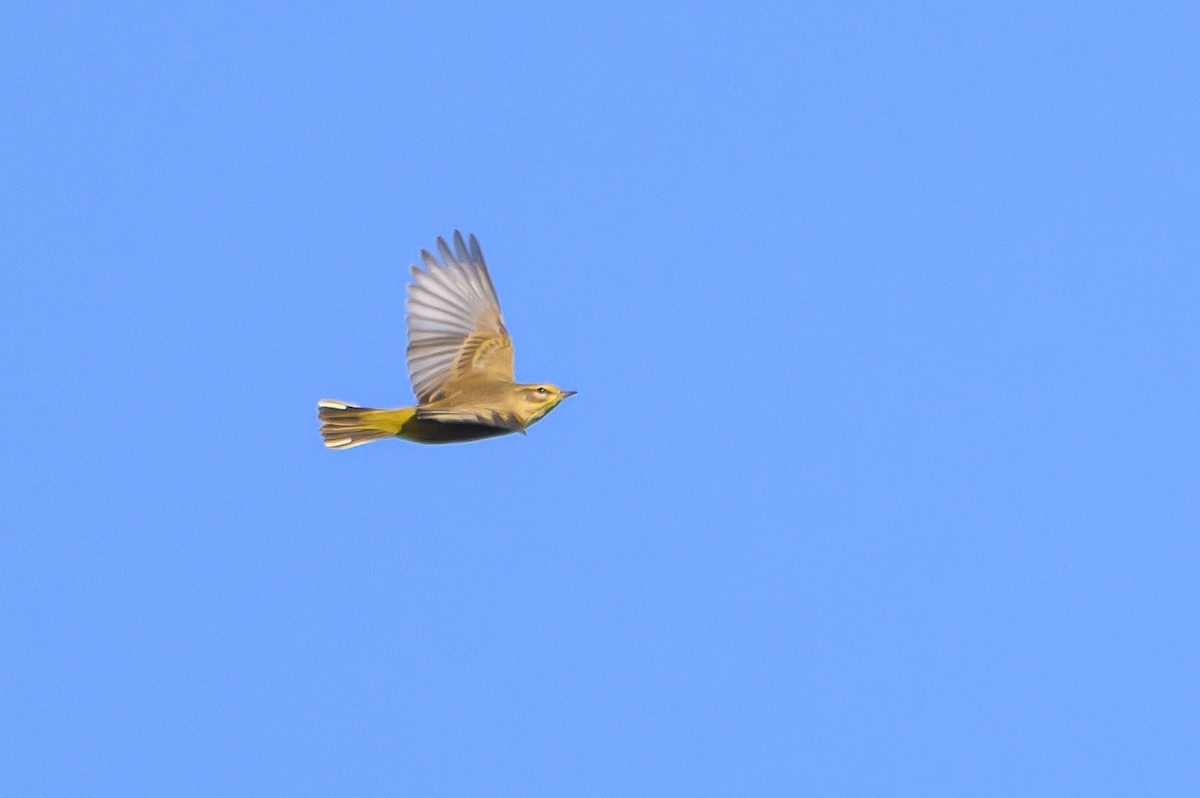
[515,384,577,425]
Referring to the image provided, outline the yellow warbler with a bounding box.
[318,231,575,448]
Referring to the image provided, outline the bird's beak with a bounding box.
[561,390,578,398]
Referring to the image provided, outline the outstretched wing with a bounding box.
[405,231,514,403]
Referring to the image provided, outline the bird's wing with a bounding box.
[415,405,524,432]
[405,231,514,403]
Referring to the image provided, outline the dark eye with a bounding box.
[536,387,548,395]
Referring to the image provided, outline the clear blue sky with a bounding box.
[3,2,1197,795]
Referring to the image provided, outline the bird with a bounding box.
[317,231,575,448]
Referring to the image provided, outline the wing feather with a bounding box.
[405,232,513,403]
[406,303,473,329]
[415,405,524,432]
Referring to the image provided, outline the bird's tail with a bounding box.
[317,400,415,449]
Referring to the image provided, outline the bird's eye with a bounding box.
[536,387,548,395]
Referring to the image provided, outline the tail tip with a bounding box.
[317,399,400,450]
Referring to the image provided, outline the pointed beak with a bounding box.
[561,390,578,398]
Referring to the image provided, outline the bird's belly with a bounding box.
[400,417,513,444]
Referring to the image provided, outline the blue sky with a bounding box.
[3,2,1197,794]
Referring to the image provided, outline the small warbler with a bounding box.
[318,231,575,448]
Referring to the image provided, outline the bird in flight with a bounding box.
[318,231,575,448]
